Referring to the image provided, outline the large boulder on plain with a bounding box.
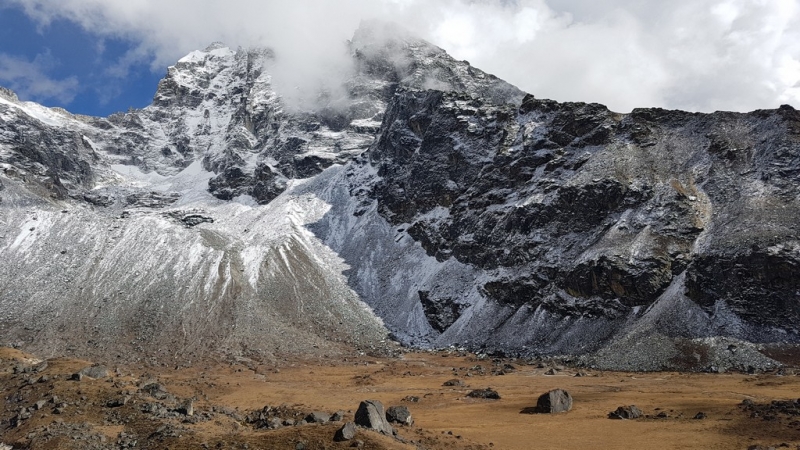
[354,400,393,435]
[536,389,573,413]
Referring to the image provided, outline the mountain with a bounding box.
[1,23,798,371]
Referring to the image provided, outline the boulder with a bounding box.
[72,365,109,380]
[386,406,413,425]
[467,388,501,399]
[334,422,357,442]
[305,411,330,424]
[354,400,393,435]
[608,405,643,419]
[177,399,194,416]
[536,389,573,413]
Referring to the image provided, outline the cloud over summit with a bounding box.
[6,0,800,113]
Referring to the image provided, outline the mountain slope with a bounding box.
[1,23,798,370]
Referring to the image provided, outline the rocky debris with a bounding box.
[183,214,214,227]
[535,389,573,414]
[305,411,331,424]
[139,382,171,400]
[245,405,309,430]
[354,400,393,435]
[125,191,181,208]
[491,362,517,376]
[334,422,357,442]
[443,378,465,387]
[401,396,420,403]
[72,365,109,380]
[740,398,800,430]
[83,190,115,207]
[609,405,643,419]
[466,388,501,400]
[386,405,413,425]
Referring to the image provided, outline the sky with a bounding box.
[0,0,799,116]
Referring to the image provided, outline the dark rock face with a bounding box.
[366,83,800,341]
[535,389,573,413]
[354,400,393,436]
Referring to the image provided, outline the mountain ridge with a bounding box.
[1,24,798,371]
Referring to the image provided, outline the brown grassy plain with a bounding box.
[2,347,799,449]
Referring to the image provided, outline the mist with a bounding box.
[6,0,800,113]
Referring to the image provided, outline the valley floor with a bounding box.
[1,347,799,449]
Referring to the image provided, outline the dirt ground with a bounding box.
[2,346,800,449]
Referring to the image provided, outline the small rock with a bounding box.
[106,396,129,408]
[608,405,643,419]
[34,400,47,410]
[331,411,345,422]
[268,417,282,429]
[693,412,707,420]
[443,379,465,387]
[305,411,330,424]
[467,388,501,399]
[386,406,413,425]
[177,399,194,416]
[535,389,573,413]
[544,368,559,375]
[73,365,109,380]
[402,396,420,403]
[334,422,357,442]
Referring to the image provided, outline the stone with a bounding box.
[334,422,357,442]
[608,405,643,419]
[694,412,707,420]
[33,400,47,410]
[466,388,501,399]
[331,410,345,422]
[443,379,465,387]
[535,389,573,413]
[106,396,130,408]
[305,411,330,424]
[178,399,194,416]
[354,400,393,435]
[386,406,413,425]
[73,365,109,380]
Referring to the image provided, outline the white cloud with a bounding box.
[7,0,800,112]
[0,52,79,104]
